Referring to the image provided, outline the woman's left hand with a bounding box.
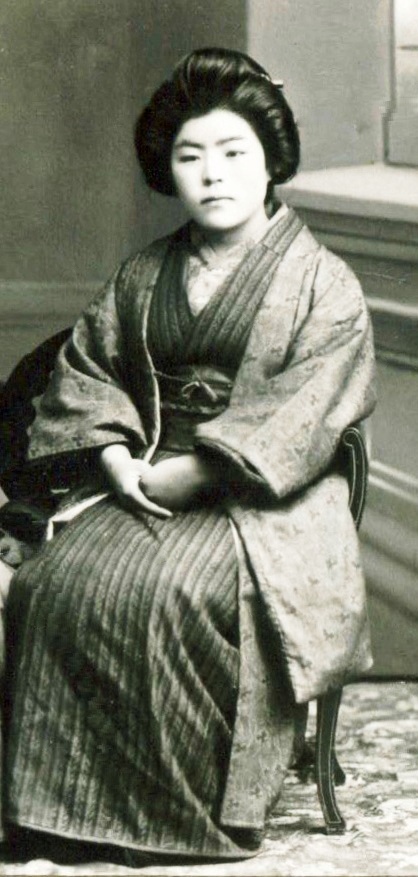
[141,453,221,511]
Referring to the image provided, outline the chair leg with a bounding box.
[333,752,346,787]
[316,688,346,834]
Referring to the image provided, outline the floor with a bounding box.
[1,680,418,877]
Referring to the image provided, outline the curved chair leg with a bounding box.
[316,688,346,834]
[333,752,346,787]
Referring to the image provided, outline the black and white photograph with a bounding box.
[0,2,418,875]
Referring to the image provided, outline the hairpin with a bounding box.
[259,72,284,88]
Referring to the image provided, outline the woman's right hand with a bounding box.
[100,444,172,519]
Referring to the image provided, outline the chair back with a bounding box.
[0,328,72,499]
[341,426,369,529]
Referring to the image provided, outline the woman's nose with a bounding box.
[202,153,223,184]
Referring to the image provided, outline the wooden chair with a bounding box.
[0,333,369,836]
[314,425,368,834]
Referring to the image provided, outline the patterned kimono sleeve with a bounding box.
[27,262,148,464]
[195,249,377,501]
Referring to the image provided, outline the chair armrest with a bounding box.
[341,426,369,529]
[0,557,14,606]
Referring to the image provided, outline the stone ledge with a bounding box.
[278,163,418,225]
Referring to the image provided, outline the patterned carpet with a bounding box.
[1,681,418,877]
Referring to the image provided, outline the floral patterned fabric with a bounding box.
[27,209,377,698]
[22,210,377,830]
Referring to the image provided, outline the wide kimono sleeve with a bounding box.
[195,245,377,499]
[27,261,150,464]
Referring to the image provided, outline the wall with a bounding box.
[0,0,246,378]
[0,0,393,291]
[387,0,418,166]
[0,0,246,284]
[247,0,391,171]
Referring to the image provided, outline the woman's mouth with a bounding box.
[201,196,232,204]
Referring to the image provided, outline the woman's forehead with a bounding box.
[173,109,258,148]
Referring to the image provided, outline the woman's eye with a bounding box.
[178,155,199,163]
[226,150,245,158]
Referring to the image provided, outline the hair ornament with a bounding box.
[257,72,284,88]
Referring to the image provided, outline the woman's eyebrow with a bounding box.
[174,136,247,150]
[218,136,247,146]
[174,140,203,150]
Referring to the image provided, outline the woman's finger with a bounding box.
[136,489,172,518]
[117,485,172,519]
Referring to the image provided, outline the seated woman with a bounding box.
[3,48,376,866]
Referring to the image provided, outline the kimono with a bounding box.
[4,207,376,861]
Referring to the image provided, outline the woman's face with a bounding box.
[170,109,271,243]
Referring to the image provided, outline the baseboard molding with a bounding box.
[367,459,418,528]
[361,458,418,621]
[359,458,418,676]
[0,280,100,324]
[363,539,418,618]
[0,280,101,379]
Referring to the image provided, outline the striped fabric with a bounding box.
[147,215,301,372]
[4,232,292,860]
[6,485,261,858]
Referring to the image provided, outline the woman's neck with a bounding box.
[198,206,275,257]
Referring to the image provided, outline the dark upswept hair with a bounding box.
[135,47,300,196]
